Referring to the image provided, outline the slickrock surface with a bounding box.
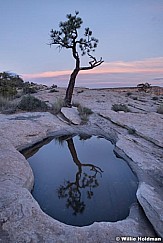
[61,107,81,125]
[0,87,163,242]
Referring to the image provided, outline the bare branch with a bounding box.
[80,53,104,70]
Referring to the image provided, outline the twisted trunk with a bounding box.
[64,68,79,107]
[64,40,103,107]
[64,38,80,107]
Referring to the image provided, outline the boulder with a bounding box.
[137,183,163,237]
[61,107,81,125]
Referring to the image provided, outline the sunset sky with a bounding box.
[1,0,163,88]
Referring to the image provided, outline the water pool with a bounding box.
[23,135,138,226]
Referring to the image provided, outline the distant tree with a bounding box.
[0,71,24,97]
[49,11,104,107]
[0,72,24,87]
[137,82,151,93]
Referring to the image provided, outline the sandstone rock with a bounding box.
[137,182,163,237]
[0,112,68,150]
[0,88,163,241]
[100,111,163,147]
[61,107,81,125]
[0,137,34,191]
[0,180,156,242]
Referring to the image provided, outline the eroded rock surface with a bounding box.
[61,107,81,125]
[137,183,163,237]
[0,87,163,242]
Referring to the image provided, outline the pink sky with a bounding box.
[23,57,163,88]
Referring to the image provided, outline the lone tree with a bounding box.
[49,11,104,107]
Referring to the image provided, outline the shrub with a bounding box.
[77,90,84,94]
[152,96,159,101]
[0,86,17,98]
[51,84,57,89]
[126,92,132,96]
[18,95,48,112]
[0,96,18,114]
[157,103,163,114]
[23,86,37,94]
[49,88,59,93]
[51,98,65,114]
[77,105,93,123]
[77,105,93,116]
[0,96,8,108]
[128,128,136,134]
[111,104,130,112]
[131,96,138,100]
[137,82,151,92]
[0,71,24,98]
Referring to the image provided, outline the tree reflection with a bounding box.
[57,137,103,215]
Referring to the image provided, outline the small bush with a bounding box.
[157,103,163,114]
[49,88,59,93]
[111,104,130,112]
[0,96,18,114]
[131,96,138,100]
[77,90,84,94]
[0,86,17,98]
[23,86,37,94]
[126,92,132,96]
[152,96,159,101]
[128,128,136,134]
[0,96,8,108]
[77,105,93,123]
[51,84,57,89]
[18,95,48,112]
[77,105,93,116]
[51,98,65,114]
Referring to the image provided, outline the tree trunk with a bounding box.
[64,68,79,107]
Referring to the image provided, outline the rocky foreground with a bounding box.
[0,87,163,242]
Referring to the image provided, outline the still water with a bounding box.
[24,135,138,226]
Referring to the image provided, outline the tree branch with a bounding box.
[80,53,104,70]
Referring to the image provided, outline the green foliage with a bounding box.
[23,83,37,94]
[77,104,93,123]
[51,98,65,114]
[111,104,130,112]
[0,72,24,87]
[49,12,103,107]
[0,72,40,98]
[0,86,17,98]
[72,102,93,123]
[0,71,24,98]
[18,95,48,112]
[157,103,163,114]
[0,96,18,114]
[77,105,93,115]
[50,11,99,56]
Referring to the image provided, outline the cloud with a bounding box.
[22,57,163,88]
[23,70,71,79]
[23,57,163,81]
[89,57,163,74]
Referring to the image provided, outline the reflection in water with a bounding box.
[24,135,138,226]
[57,138,103,215]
